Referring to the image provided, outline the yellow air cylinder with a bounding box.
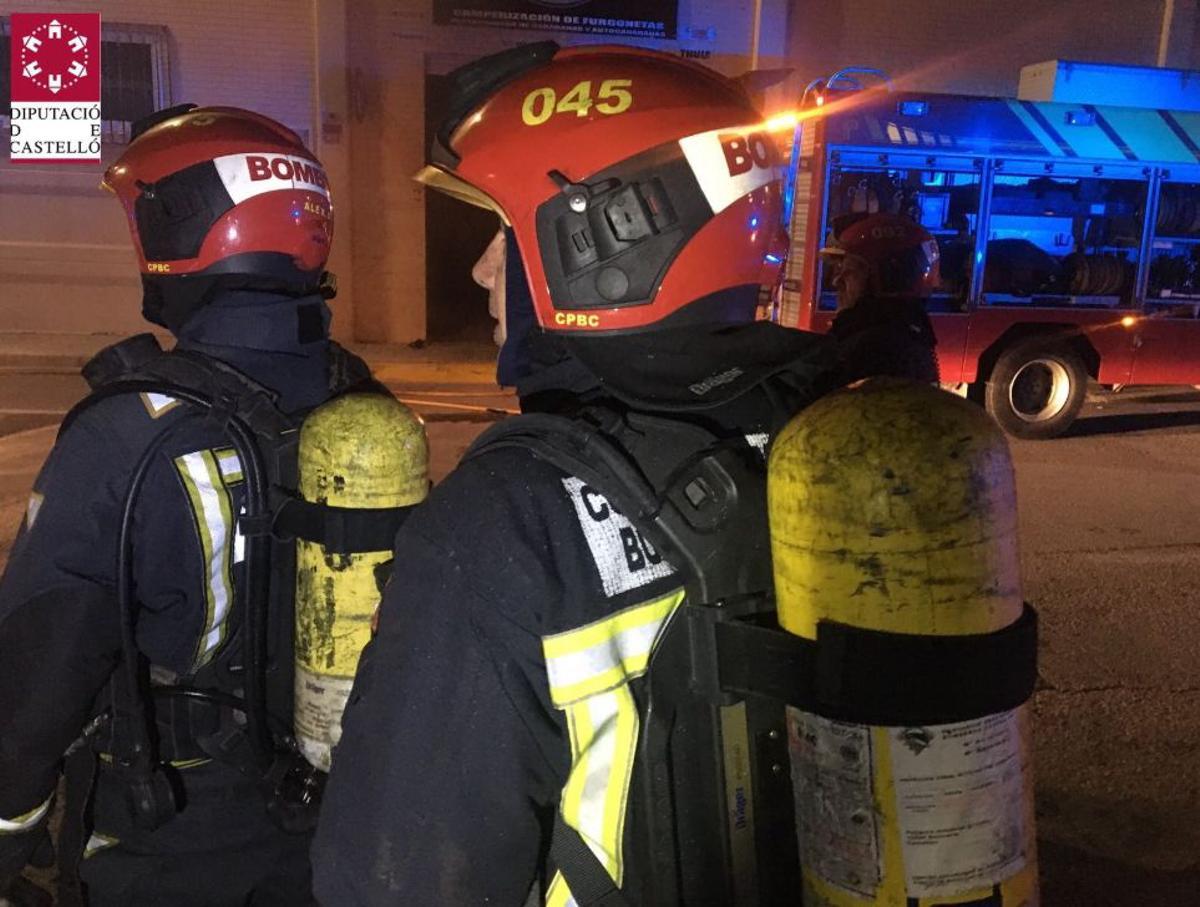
[768,377,1038,907]
[294,392,428,772]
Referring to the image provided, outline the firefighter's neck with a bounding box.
[175,289,331,356]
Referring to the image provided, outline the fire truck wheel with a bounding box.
[985,339,1088,439]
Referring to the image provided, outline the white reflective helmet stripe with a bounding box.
[213,152,330,204]
[542,587,685,899]
[175,449,242,668]
[0,794,52,834]
[679,127,780,216]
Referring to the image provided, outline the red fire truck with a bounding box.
[780,75,1200,438]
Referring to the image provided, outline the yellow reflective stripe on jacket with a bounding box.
[542,587,685,899]
[175,449,241,669]
[215,447,244,484]
[545,870,577,907]
[0,793,52,834]
[544,589,684,707]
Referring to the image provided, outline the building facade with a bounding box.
[1,0,1195,343]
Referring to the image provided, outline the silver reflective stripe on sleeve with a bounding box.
[83,832,119,858]
[175,449,241,668]
[25,491,44,531]
[0,794,51,834]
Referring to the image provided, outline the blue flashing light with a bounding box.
[898,99,928,117]
[1065,109,1097,127]
[976,250,984,265]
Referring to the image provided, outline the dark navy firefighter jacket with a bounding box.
[0,291,333,834]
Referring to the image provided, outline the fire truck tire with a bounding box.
[985,339,1088,439]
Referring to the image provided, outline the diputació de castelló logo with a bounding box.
[9,13,103,163]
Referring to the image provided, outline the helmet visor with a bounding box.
[415,166,510,224]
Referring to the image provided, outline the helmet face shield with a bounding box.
[415,166,510,223]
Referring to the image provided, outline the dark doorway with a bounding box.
[424,73,503,342]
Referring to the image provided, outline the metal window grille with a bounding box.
[1,18,171,145]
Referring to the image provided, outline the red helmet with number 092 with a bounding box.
[819,212,941,298]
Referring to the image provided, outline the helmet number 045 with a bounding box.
[522,79,633,127]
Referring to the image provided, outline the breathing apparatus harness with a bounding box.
[465,400,1039,906]
[62,334,413,834]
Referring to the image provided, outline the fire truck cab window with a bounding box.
[1147,182,1200,318]
[981,173,1146,309]
[820,166,980,312]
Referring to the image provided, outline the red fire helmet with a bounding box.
[820,213,941,297]
[419,42,788,335]
[103,105,333,286]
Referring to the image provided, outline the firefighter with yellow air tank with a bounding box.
[313,41,1039,906]
[0,104,426,906]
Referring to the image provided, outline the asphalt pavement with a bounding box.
[1,341,1199,903]
[1009,391,1200,904]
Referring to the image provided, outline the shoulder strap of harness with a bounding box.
[327,340,378,396]
[64,334,295,442]
[66,335,408,553]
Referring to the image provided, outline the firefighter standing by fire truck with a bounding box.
[820,211,941,380]
[311,43,938,906]
[0,106,383,906]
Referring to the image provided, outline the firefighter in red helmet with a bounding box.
[0,105,377,906]
[820,212,941,382]
[313,43,937,906]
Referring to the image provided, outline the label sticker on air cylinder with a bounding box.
[787,708,883,898]
[890,710,1028,898]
